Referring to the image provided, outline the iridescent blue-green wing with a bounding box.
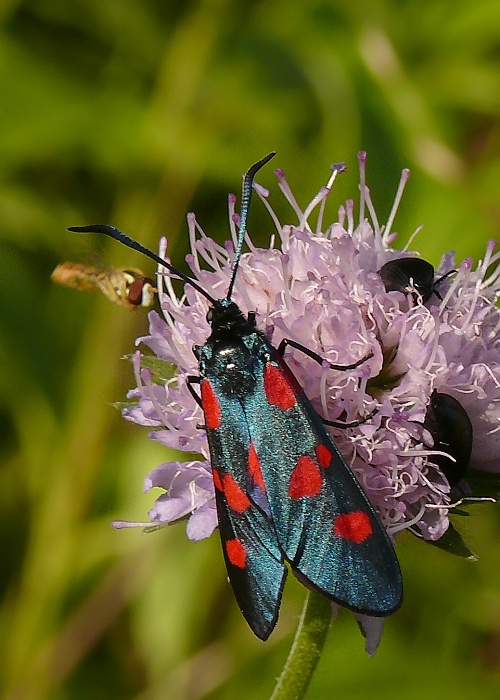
[243,351,403,616]
[201,376,287,640]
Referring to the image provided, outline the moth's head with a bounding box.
[206,299,256,337]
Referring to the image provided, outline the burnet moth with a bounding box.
[379,257,455,303]
[425,390,473,487]
[52,261,157,309]
[69,153,403,640]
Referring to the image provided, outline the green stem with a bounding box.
[270,591,332,700]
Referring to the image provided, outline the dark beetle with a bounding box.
[379,257,454,304]
[425,390,473,487]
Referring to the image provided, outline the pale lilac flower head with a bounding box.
[118,152,500,558]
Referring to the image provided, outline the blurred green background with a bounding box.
[1,1,500,698]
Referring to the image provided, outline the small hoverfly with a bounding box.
[51,262,157,309]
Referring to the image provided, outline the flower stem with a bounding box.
[270,590,332,700]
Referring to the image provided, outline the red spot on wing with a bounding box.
[223,474,251,513]
[333,512,373,544]
[289,456,322,499]
[212,468,223,492]
[225,539,247,568]
[248,442,266,491]
[264,363,297,411]
[315,444,332,468]
[277,355,303,394]
[200,379,221,430]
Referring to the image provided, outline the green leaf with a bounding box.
[112,399,140,411]
[449,507,471,517]
[464,470,500,499]
[426,521,478,561]
[123,354,177,384]
[444,494,497,515]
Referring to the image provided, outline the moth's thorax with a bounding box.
[197,333,268,397]
[206,299,256,341]
[191,299,267,395]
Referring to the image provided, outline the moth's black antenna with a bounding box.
[67,224,217,306]
[226,151,276,302]
[68,152,276,307]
